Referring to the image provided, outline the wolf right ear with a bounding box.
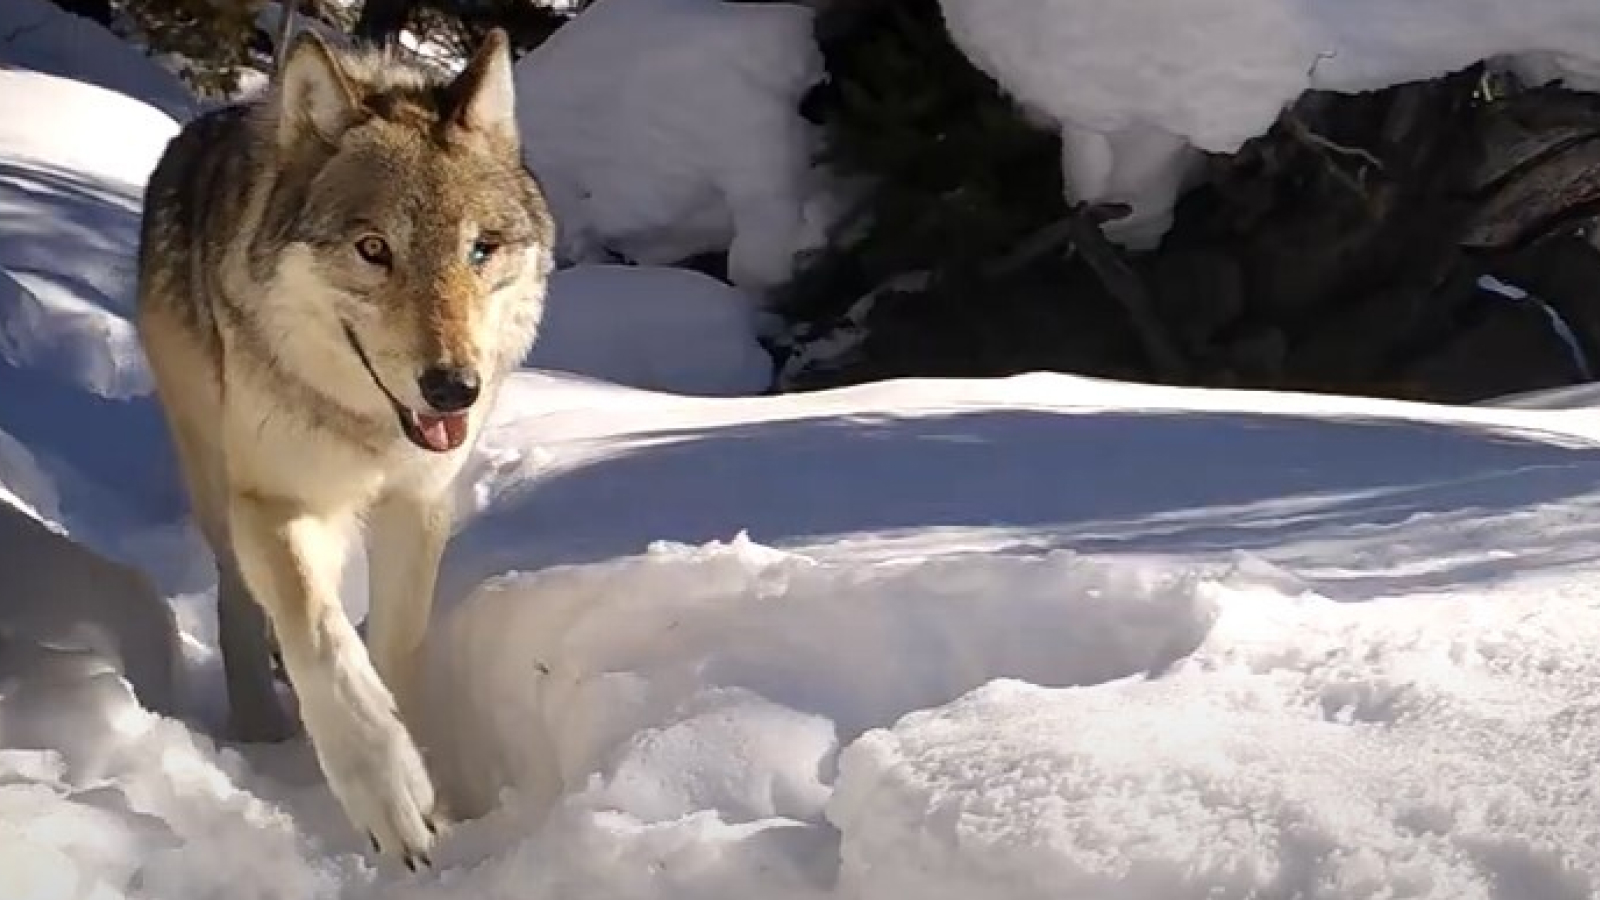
[447,28,519,148]
[275,32,360,150]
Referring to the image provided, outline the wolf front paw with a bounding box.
[292,645,443,869]
[335,724,440,869]
[317,700,442,869]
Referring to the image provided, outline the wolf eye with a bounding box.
[467,238,500,269]
[354,235,392,267]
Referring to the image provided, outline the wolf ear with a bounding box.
[448,28,519,148]
[276,31,360,149]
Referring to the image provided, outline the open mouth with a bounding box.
[341,322,472,454]
[398,407,471,453]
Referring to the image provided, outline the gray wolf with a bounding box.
[134,28,553,867]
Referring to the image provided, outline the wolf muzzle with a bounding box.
[339,321,473,453]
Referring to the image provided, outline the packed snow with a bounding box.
[938,0,1600,246]
[5,2,1600,898]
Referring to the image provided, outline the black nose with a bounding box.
[417,365,480,413]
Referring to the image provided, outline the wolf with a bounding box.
[135,28,553,867]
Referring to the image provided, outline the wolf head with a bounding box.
[256,29,553,454]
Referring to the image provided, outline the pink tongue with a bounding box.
[415,412,469,452]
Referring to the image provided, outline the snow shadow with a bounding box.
[0,158,185,563]
[443,407,1600,605]
[0,156,144,322]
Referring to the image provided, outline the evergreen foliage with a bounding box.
[778,0,1066,327]
[119,0,264,96]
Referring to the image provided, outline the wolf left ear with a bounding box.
[448,28,519,148]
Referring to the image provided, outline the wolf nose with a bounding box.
[418,365,480,413]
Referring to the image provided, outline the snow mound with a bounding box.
[0,68,175,403]
[421,538,1218,820]
[514,0,830,291]
[831,585,1600,899]
[0,0,196,121]
[0,702,358,899]
[0,495,180,720]
[526,265,774,396]
[938,0,1600,246]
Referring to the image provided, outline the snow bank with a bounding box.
[526,265,774,396]
[0,0,196,121]
[441,368,1600,605]
[938,0,1600,246]
[514,0,831,291]
[420,539,1217,819]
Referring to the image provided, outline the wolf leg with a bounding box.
[141,343,293,741]
[217,557,297,741]
[229,491,437,867]
[365,489,451,725]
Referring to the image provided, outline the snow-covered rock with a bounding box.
[514,0,832,292]
[939,0,1600,247]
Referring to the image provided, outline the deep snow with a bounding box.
[4,3,1600,898]
[14,362,1600,898]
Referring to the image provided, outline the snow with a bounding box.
[525,264,774,397]
[0,0,197,122]
[21,348,1600,897]
[0,494,181,723]
[0,68,177,404]
[6,15,1600,900]
[938,0,1600,247]
[512,0,833,292]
